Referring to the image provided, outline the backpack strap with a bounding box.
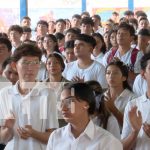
[107,48,117,64]
[131,48,139,66]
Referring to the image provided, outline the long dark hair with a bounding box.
[86,80,110,129]
[43,34,60,55]
[106,60,132,91]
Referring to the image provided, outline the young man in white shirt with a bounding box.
[103,23,143,84]
[122,52,150,150]
[0,44,58,150]
[63,34,107,89]
[46,82,123,150]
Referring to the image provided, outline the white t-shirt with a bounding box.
[0,82,58,150]
[63,60,107,89]
[91,53,104,64]
[103,48,143,73]
[122,94,150,150]
[133,74,147,97]
[92,115,121,139]
[46,120,123,150]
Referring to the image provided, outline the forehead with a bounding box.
[107,65,121,71]
[74,40,88,45]
[117,28,130,33]
[18,56,39,61]
[60,89,71,100]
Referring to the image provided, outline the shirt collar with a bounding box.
[12,81,40,97]
[66,120,95,140]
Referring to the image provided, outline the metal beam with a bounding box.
[82,0,86,12]
[20,0,28,22]
[128,0,134,11]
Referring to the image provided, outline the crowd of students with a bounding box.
[0,9,149,150]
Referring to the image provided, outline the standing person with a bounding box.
[63,34,107,89]
[8,25,23,54]
[46,82,123,150]
[55,19,66,34]
[0,44,58,150]
[104,61,136,127]
[122,52,150,150]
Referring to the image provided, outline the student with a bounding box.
[21,26,32,42]
[0,44,58,150]
[55,19,66,34]
[46,82,123,150]
[91,33,106,64]
[103,22,143,84]
[64,28,80,42]
[64,40,76,63]
[71,14,81,29]
[8,25,23,53]
[80,17,94,35]
[86,80,121,139]
[35,20,48,39]
[2,57,18,85]
[20,16,31,27]
[55,32,65,52]
[45,53,69,127]
[42,34,60,63]
[0,38,12,74]
[137,28,150,53]
[122,52,150,150]
[91,14,103,34]
[63,34,107,89]
[104,60,136,127]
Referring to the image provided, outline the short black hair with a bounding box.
[139,17,149,23]
[63,82,96,115]
[65,28,80,35]
[141,52,150,70]
[12,44,42,62]
[0,37,12,51]
[56,19,66,25]
[118,22,135,36]
[8,25,23,34]
[64,40,74,49]
[72,14,81,19]
[22,16,31,21]
[91,14,101,21]
[55,32,65,40]
[22,26,32,32]
[138,28,150,36]
[81,17,94,26]
[124,10,134,16]
[76,34,96,48]
[37,20,48,28]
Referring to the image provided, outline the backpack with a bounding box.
[107,48,139,68]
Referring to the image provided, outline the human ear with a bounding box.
[10,62,17,72]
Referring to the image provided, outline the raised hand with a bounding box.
[72,76,84,82]
[129,106,142,133]
[143,122,150,138]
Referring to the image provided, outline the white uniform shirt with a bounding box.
[122,94,150,150]
[103,48,143,73]
[133,74,147,97]
[114,89,137,114]
[46,120,123,150]
[0,82,58,150]
[92,115,121,139]
[91,53,104,64]
[63,60,107,89]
